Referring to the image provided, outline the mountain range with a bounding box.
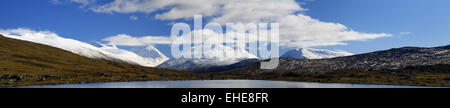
[157,47,355,72]
[1,29,359,72]
[1,29,448,75]
[0,34,202,86]
[0,30,168,67]
[223,45,450,74]
[157,44,259,72]
[1,33,449,87]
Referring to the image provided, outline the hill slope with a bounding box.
[281,48,353,59]
[228,46,450,74]
[221,45,450,86]
[0,34,202,87]
[0,29,168,67]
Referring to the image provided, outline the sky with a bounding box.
[0,0,449,58]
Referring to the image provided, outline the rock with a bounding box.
[0,74,10,79]
[4,80,15,85]
[10,74,24,81]
[95,73,112,77]
[38,77,46,81]
[44,75,55,78]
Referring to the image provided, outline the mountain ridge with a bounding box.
[0,34,201,87]
[1,33,449,87]
[218,44,450,87]
[223,45,450,74]
[0,29,167,67]
[281,48,353,59]
[157,44,259,72]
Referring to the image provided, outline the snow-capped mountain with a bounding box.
[0,28,167,67]
[157,44,259,72]
[281,48,353,59]
[89,42,168,67]
[130,45,169,66]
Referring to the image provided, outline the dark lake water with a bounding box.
[17,80,434,88]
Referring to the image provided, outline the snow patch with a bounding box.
[281,48,353,59]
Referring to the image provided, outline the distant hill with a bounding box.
[0,34,201,87]
[281,48,353,59]
[224,45,450,74]
[220,45,450,86]
[157,44,258,72]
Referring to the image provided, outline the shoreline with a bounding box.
[10,79,441,88]
[4,74,450,88]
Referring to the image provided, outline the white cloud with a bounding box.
[71,0,391,48]
[50,0,97,6]
[102,34,171,46]
[129,15,139,20]
[50,0,63,4]
[278,14,392,47]
[70,0,96,6]
[399,32,411,35]
[210,0,303,24]
[82,0,303,23]
[102,29,262,46]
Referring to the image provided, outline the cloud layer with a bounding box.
[102,34,171,46]
[86,0,303,23]
[67,0,391,48]
[279,14,391,47]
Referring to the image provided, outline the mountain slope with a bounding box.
[281,48,353,59]
[89,42,168,67]
[158,44,258,72]
[130,45,169,66]
[225,45,450,74]
[0,29,167,67]
[0,34,199,87]
[221,45,450,86]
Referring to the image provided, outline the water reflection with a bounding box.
[17,80,435,88]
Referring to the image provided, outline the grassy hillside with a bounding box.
[0,34,212,87]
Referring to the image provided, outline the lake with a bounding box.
[17,80,434,88]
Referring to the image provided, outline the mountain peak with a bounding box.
[1,29,168,67]
[157,44,258,72]
[88,41,106,48]
[131,45,168,60]
[174,44,258,59]
[282,48,353,59]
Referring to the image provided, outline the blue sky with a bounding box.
[306,0,450,53]
[1,0,449,57]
